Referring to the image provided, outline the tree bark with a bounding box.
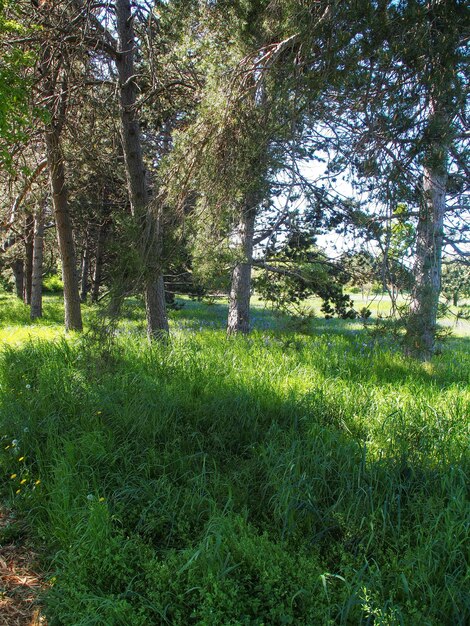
[80,232,90,303]
[30,204,45,320]
[38,29,82,332]
[227,202,257,336]
[91,219,109,303]
[145,273,169,339]
[115,0,168,340]
[11,259,24,299]
[405,161,447,358]
[23,212,34,305]
[45,127,83,331]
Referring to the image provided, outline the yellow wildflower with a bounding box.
[20,478,27,485]
[10,473,17,479]
[18,456,25,462]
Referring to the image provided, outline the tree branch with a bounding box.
[2,159,48,232]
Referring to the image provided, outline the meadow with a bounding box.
[0,293,469,625]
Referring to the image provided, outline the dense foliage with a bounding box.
[0,1,32,167]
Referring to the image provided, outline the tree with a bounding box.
[62,0,199,339]
[27,1,84,330]
[30,198,45,319]
[167,0,357,335]
[110,0,168,338]
[403,0,469,357]
[319,0,469,358]
[165,0,275,336]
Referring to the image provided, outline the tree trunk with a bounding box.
[91,220,109,303]
[405,162,447,358]
[45,128,83,331]
[39,31,82,332]
[145,273,169,339]
[30,204,45,320]
[11,259,24,299]
[227,202,257,336]
[115,0,168,340]
[23,212,34,305]
[80,233,90,303]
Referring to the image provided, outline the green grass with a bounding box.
[0,293,469,625]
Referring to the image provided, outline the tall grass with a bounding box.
[0,295,468,625]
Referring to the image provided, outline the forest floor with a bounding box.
[0,507,45,625]
[0,292,468,625]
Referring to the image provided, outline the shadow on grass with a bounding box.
[1,293,468,391]
[169,297,364,335]
[0,337,468,625]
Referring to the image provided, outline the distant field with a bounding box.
[0,292,469,625]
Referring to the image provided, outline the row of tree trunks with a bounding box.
[9,204,45,320]
[10,206,110,318]
[78,222,111,304]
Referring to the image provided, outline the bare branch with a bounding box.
[2,160,48,232]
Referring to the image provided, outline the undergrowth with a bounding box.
[0,295,468,625]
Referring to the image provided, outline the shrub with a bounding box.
[42,274,64,293]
